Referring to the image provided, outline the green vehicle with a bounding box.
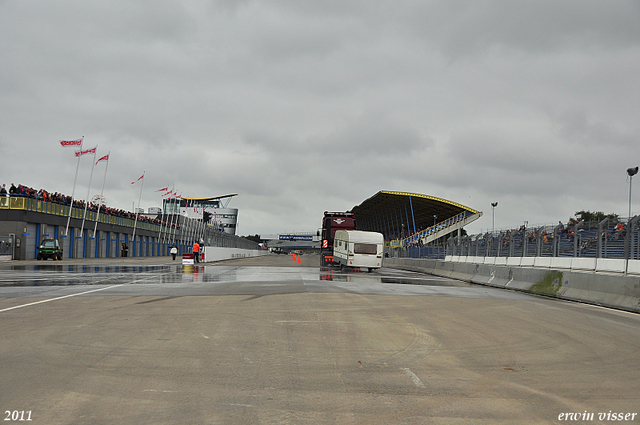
[37,238,63,260]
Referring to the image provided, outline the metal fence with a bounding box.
[390,217,640,261]
[386,242,447,260]
[1,195,177,235]
[448,217,640,260]
[1,195,260,256]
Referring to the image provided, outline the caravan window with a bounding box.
[354,243,377,255]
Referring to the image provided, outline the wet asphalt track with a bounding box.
[0,254,639,424]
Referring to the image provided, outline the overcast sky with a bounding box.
[1,0,639,236]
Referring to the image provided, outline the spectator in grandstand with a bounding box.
[557,221,565,235]
[566,228,574,241]
[0,184,6,195]
[614,222,625,239]
[580,237,596,255]
[6,181,183,232]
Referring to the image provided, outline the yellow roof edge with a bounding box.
[380,190,480,214]
[181,194,238,201]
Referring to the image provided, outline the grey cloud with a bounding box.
[398,0,640,58]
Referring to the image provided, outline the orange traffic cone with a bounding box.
[297,254,301,263]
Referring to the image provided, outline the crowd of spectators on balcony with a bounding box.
[1,183,179,229]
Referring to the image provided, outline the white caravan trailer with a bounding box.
[333,230,384,272]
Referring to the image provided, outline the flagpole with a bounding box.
[158,190,170,251]
[162,187,174,245]
[64,136,84,236]
[165,195,173,245]
[156,186,171,247]
[93,152,110,238]
[199,207,205,244]
[158,194,166,245]
[170,194,180,245]
[79,146,98,240]
[167,192,175,245]
[187,199,195,247]
[131,172,145,255]
[170,193,179,245]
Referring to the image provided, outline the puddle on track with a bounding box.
[0,264,469,288]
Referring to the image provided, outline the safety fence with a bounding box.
[448,217,640,260]
[0,195,258,259]
[0,195,177,235]
[389,217,640,263]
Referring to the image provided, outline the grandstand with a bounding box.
[350,190,483,246]
[447,216,640,261]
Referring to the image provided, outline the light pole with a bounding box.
[491,202,498,234]
[627,167,638,220]
[625,167,638,274]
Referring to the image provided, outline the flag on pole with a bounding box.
[60,139,83,147]
[131,174,144,184]
[75,146,97,157]
[62,136,84,236]
[156,186,169,192]
[95,154,109,164]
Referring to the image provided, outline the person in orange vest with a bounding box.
[192,241,200,263]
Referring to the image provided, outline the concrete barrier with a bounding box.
[570,257,596,271]
[595,258,626,274]
[201,246,269,263]
[549,257,572,270]
[384,257,640,313]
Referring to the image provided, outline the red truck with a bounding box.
[320,211,356,266]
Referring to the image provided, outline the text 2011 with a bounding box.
[4,411,32,421]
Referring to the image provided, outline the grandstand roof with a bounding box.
[350,190,480,234]
[181,194,238,202]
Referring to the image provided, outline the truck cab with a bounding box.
[320,211,356,266]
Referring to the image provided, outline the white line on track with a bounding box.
[401,367,425,388]
[0,276,156,313]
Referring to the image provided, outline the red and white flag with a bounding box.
[156,186,169,192]
[131,174,144,184]
[60,139,83,148]
[95,154,109,164]
[75,146,97,157]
